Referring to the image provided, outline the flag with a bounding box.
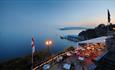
[31,36,35,70]
[32,36,35,53]
[108,9,111,23]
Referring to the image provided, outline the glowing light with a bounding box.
[45,40,53,46]
[49,40,52,45]
[45,41,49,45]
[87,47,91,50]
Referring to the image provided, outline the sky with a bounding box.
[0,0,115,33]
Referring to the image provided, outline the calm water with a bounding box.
[0,28,83,63]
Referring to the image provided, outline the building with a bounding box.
[94,35,115,70]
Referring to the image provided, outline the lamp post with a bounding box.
[45,39,53,55]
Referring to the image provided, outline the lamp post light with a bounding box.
[45,39,53,55]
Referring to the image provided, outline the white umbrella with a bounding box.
[43,64,50,70]
[63,63,71,70]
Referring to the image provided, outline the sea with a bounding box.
[0,28,83,63]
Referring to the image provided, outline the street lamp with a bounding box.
[45,39,53,55]
[45,40,53,46]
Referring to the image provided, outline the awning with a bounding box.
[78,36,108,44]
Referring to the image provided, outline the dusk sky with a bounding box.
[0,0,115,34]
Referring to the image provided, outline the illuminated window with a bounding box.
[113,28,115,30]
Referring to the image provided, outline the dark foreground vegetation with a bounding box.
[0,48,49,70]
[0,46,75,70]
